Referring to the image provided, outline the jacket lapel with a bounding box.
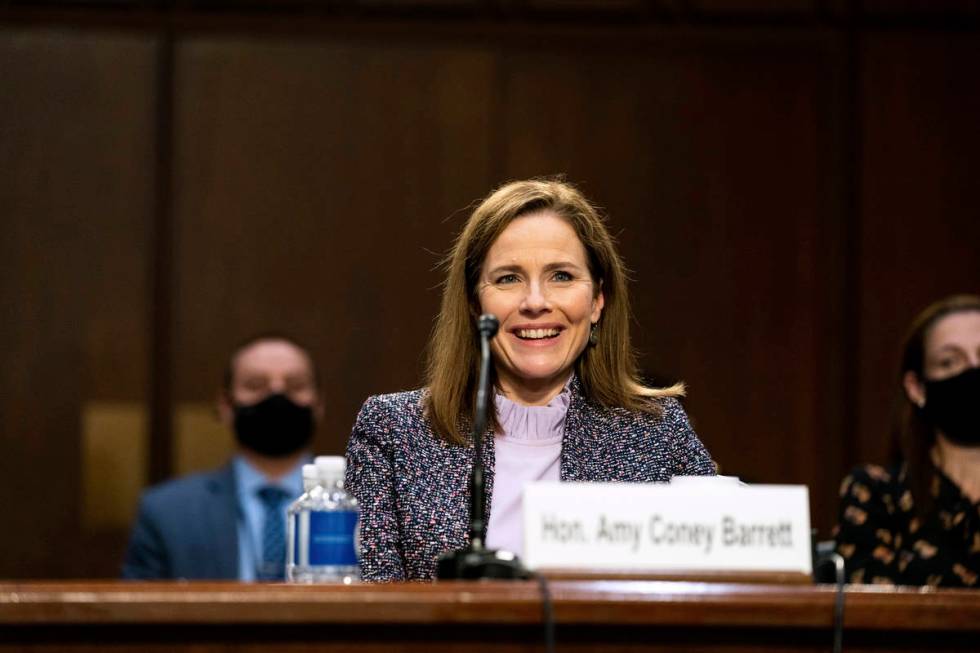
[204,464,241,579]
[481,423,495,540]
[560,376,591,481]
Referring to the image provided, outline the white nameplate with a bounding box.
[522,479,811,575]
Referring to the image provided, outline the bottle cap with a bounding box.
[315,455,346,477]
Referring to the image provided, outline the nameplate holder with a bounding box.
[522,479,812,577]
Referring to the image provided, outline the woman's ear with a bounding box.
[591,280,605,323]
[903,370,926,408]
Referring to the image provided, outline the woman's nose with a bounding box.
[521,280,550,312]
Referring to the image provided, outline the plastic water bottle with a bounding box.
[310,456,361,583]
[285,464,322,583]
[286,456,360,583]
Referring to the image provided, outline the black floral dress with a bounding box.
[833,463,980,587]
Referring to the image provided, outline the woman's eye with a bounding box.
[931,353,966,375]
[552,270,574,282]
[495,274,520,285]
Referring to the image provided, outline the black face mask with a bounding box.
[233,393,314,457]
[922,367,980,447]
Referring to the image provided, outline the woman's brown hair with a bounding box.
[424,177,682,445]
[894,293,980,518]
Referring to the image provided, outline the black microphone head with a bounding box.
[477,313,499,338]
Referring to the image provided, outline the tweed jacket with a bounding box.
[345,377,715,582]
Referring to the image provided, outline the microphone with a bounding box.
[468,314,497,550]
[477,313,499,338]
[436,313,529,580]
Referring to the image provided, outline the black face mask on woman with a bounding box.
[922,367,980,447]
[233,393,314,457]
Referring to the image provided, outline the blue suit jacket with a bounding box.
[122,464,240,580]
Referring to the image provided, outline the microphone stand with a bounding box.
[436,314,530,580]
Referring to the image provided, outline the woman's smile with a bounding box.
[510,324,563,343]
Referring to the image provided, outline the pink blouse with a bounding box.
[485,387,569,556]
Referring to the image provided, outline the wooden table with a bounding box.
[1,580,978,651]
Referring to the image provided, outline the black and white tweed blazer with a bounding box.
[345,376,715,581]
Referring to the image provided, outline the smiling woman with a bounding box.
[478,211,603,406]
[345,178,716,581]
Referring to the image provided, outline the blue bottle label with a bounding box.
[307,510,359,566]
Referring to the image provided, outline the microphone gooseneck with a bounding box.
[468,313,497,550]
[436,313,529,580]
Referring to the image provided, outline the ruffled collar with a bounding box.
[494,379,571,442]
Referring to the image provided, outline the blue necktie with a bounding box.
[257,486,290,581]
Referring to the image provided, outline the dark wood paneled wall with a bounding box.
[1,1,978,578]
[0,28,156,577]
[856,32,980,465]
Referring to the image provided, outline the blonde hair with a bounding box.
[424,177,682,445]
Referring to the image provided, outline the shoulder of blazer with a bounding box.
[359,388,427,418]
[565,380,680,442]
[140,462,236,513]
[354,388,428,437]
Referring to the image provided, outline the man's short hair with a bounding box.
[223,331,320,394]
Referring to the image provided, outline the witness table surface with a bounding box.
[1,579,978,652]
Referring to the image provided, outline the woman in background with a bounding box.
[834,294,980,586]
[346,178,715,581]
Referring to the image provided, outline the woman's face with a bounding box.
[905,310,980,406]
[478,210,603,404]
[922,311,980,381]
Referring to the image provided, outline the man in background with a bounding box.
[123,333,322,580]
